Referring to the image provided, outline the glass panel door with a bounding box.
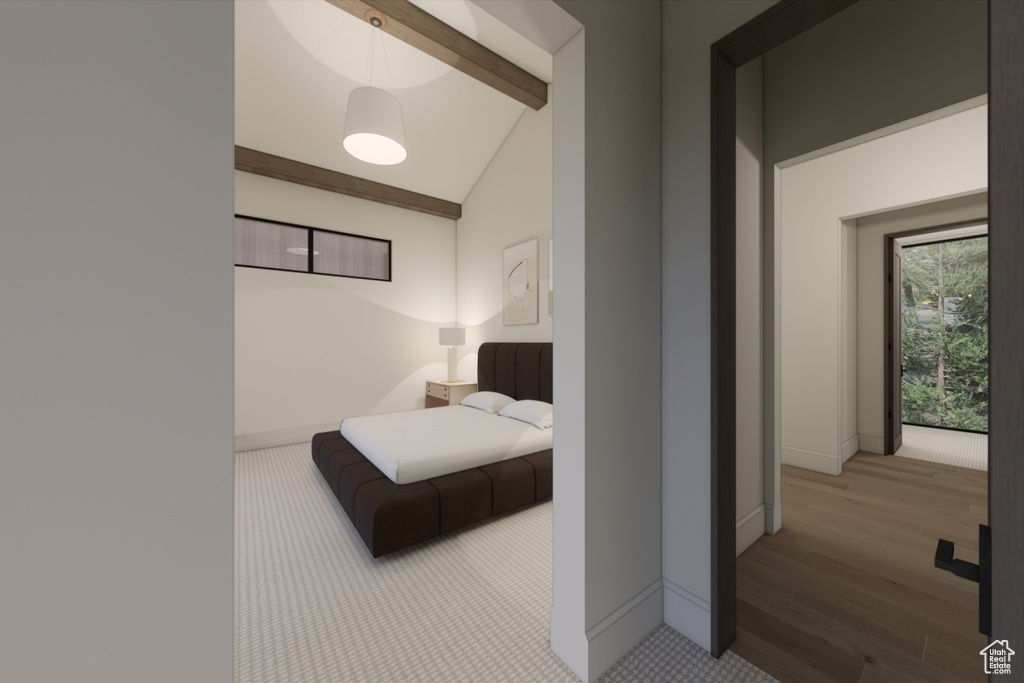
[901,236,989,432]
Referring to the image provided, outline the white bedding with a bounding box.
[340,405,553,485]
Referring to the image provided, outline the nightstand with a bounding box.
[425,379,477,408]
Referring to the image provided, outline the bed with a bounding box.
[311,342,553,557]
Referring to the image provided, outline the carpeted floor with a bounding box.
[601,624,777,682]
[234,443,777,682]
[897,424,987,471]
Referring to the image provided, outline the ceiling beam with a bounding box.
[324,0,548,110]
[235,146,462,221]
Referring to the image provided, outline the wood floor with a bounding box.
[732,453,988,683]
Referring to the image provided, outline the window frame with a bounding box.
[233,213,392,283]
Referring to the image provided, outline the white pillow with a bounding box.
[460,391,516,414]
[498,400,554,429]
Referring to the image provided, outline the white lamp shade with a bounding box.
[343,87,407,165]
[439,327,465,346]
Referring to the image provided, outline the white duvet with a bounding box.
[340,405,553,485]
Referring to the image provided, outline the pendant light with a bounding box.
[343,11,407,166]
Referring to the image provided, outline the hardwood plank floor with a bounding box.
[732,453,988,683]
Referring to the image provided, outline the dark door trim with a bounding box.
[883,219,989,455]
[888,238,904,454]
[987,0,1023,654]
[709,0,860,657]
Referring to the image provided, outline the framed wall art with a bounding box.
[503,238,538,325]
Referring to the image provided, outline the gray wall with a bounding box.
[735,57,768,555]
[550,1,664,679]
[764,0,987,166]
[660,0,776,652]
[0,2,234,682]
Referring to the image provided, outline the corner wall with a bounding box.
[550,1,663,679]
[456,89,553,379]
[779,105,987,473]
[735,57,766,556]
[762,0,987,477]
[855,192,988,452]
[234,172,456,450]
[763,0,987,169]
[660,0,776,652]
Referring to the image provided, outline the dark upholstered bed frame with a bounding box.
[312,342,553,557]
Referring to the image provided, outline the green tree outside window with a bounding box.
[901,236,988,432]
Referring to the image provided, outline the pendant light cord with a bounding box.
[378,28,394,89]
[364,26,375,86]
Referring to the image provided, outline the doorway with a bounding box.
[710,0,1023,660]
[741,110,989,676]
[884,222,989,458]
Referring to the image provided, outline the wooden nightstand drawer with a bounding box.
[425,380,477,408]
[426,382,449,401]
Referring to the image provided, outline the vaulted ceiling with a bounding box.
[234,0,554,207]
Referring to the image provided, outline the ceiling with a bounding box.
[234,0,554,206]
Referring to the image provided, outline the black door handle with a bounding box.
[934,525,990,635]
[934,538,979,581]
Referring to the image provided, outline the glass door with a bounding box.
[901,236,989,433]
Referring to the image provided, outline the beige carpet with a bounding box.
[897,424,987,471]
[234,442,776,682]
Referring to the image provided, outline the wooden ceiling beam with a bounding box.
[324,0,548,110]
[235,146,462,221]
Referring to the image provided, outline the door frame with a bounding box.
[986,0,1023,654]
[889,238,904,454]
[710,0,1024,658]
[709,0,860,656]
[883,219,989,455]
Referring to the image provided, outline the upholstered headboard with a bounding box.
[476,342,553,404]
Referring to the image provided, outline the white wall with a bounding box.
[234,172,456,450]
[549,26,589,680]
[456,89,553,380]
[735,58,766,556]
[660,0,776,652]
[855,192,988,452]
[779,104,988,474]
[0,2,233,681]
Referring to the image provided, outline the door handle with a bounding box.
[934,538,979,581]
[934,525,991,635]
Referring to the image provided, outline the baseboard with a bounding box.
[782,446,839,475]
[736,505,766,556]
[662,578,711,653]
[586,579,663,681]
[234,423,337,453]
[841,435,860,463]
[764,501,782,534]
[858,434,885,454]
